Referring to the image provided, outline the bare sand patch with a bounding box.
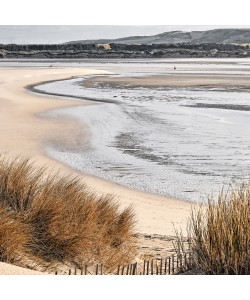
[0,262,46,275]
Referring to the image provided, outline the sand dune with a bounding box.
[0,262,45,275]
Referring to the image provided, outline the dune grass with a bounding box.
[0,155,137,272]
[176,183,250,275]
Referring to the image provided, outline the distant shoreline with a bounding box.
[1,40,250,59]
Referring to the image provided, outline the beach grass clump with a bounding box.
[0,206,31,264]
[182,184,250,274]
[0,155,136,272]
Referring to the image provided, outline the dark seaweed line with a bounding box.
[26,77,118,104]
[182,103,250,111]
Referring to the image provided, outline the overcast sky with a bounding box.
[1,25,250,44]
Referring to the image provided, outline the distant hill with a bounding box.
[66,29,250,45]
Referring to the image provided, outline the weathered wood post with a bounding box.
[126,265,130,275]
[135,262,138,275]
[189,252,191,266]
[130,264,133,275]
[164,258,167,275]
[184,253,187,269]
[172,254,175,274]
[180,254,183,272]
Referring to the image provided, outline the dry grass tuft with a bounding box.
[0,155,137,272]
[0,206,31,264]
[177,183,250,275]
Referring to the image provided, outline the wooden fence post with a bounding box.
[143,260,146,275]
[133,263,137,275]
[184,253,187,269]
[126,265,130,275]
[69,269,71,275]
[147,261,149,275]
[172,255,175,274]
[131,264,134,275]
[164,258,167,275]
[168,257,171,275]
[180,254,183,272]
[151,259,154,275]
[84,265,88,275]
[117,265,120,275]
[160,258,163,275]
[121,265,125,275]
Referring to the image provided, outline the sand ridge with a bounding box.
[82,73,250,91]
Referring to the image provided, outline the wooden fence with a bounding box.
[54,252,193,275]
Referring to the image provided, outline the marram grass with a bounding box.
[177,184,250,275]
[0,155,137,272]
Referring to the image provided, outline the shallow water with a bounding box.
[33,59,250,202]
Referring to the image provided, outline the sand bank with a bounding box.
[83,73,250,91]
[0,67,192,241]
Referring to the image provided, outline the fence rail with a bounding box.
[54,252,193,275]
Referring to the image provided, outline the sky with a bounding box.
[1,25,250,44]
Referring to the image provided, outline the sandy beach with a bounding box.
[2,66,250,274]
[0,67,196,276]
[0,66,192,232]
